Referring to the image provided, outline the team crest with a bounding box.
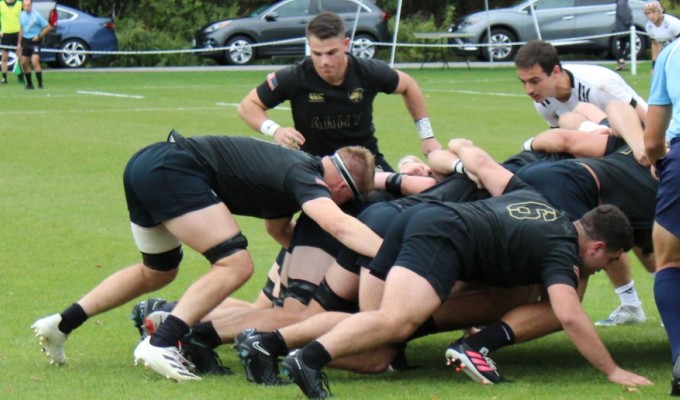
[348,88,364,103]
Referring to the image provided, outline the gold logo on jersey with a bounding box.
[507,201,558,222]
[348,88,364,103]
[309,93,325,102]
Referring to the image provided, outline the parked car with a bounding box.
[193,0,391,65]
[42,5,118,68]
[448,0,649,62]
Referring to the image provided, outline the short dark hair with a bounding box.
[307,12,345,40]
[579,205,634,252]
[515,40,561,76]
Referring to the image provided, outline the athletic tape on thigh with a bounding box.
[313,278,359,313]
[202,233,248,264]
[284,278,318,306]
[141,246,183,271]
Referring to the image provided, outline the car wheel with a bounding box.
[57,39,88,68]
[225,36,255,65]
[609,31,647,60]
[478,28,517,62]
[350,34,378,59]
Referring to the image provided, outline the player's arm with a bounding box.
[301,197,382,258]
[525,128,610,157]
[645,104,672,164]
[393,70,441,156]
[237,88,305,149]
[374,171,437,196]
[547,283,652,386]
[448,139,511,197]
[264,217,295,249]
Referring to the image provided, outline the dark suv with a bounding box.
[193,0,391,65]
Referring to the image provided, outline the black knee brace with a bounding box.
[313,278,359,313]
[262,277,276,301]
[141,246,183,271]
[202,233,248,264]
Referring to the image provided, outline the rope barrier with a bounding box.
[0,30,651,56]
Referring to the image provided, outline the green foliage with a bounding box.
[387,5,457,62]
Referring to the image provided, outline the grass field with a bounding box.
[0,63,672,399]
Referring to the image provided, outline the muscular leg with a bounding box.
[653,223,680,363]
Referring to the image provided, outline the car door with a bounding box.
[531,0,577,42]
[319,0,366,35]
[257,0,316,56]
[572,0,615,47]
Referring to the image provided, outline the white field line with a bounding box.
[77,90,145,99]
[426,88,525,97]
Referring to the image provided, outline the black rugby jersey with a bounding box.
[439,177,580,289]
[170,131,331,219]
[256,54,399,156]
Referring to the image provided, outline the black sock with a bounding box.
[2,73,6,80]
[188,321,222,348]
[260,330,289,357]
[150,314,190,348]
[59,303,88,335]
[463,320,515,352]
[36,72,43,87]
[409,316,439,340]
[300,340,331,370]
[24,73,32,86]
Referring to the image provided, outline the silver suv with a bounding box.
[193,0,391,65]
[449,0,649,62]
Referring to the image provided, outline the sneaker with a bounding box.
[130,298,175,339]
[181,332,232,376]
[133,336,200,381]
[672,357,680,396]
[1,78,6,84]
[281,350,331,399]
[445,340,503,384]
[31,314,68,365]
[595,305,646,326]
[235,330,281,385]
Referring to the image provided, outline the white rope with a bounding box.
[0,30,650,56]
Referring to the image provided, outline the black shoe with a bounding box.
[180,333,232,376]
[445,339,504,384]
[671,357,680,396]
[281,351,331,399]
[1,79,7,85]
[235,331,281,385]
[26,84,34,90]
[129,298,176,339]
[388,344,419,371]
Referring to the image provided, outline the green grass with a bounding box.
[0,63,671,399]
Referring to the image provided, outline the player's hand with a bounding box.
[273,127,305,150]
[421,137,441,156]
[632,146,651,167]
[399,160,431,177]
[606,367,652,387]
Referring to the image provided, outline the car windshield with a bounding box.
[248,4,270,17]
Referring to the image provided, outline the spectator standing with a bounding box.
[0,0,22,84]
[18,0,52,89]
[615,0,633,71]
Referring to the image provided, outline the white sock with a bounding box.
[615,281,642,307]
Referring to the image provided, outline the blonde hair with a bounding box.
[645,1,664,13]
[336,146,375,196]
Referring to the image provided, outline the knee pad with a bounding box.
[313,278,359,313]
[283,278,318,306]
[202,233,248,264]
[141,246,183,271]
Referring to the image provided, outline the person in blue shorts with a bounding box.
[644,38,680,396]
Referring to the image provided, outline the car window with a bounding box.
[320,0,366,14]
[272,0,310,18]
[534,0,576,10]
[57,8,76,22]
[575,0,612,5]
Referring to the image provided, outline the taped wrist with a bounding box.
[415,117,435,140]
[522,137,535,151]
[385,173,404,196]
[452,159,465,174]
[259,119,280,137]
